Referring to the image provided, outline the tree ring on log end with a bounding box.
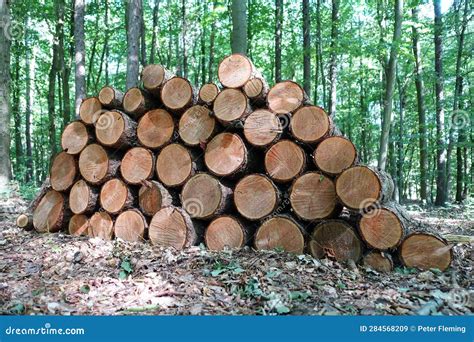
[244,109,281,147]
[290,106,330,143]
[89,211,114,240]
[336,166,382,210]
[234,174,278,220]
[79,97,102,124]
[121,147,154,184]
[267,81,305,114]
[69,214,89,236]
[33,190,65,233]
[205,133,246,177]
[50,151,77,191]
[181,173,223,219]
[61,121,89,155]
[161,77,193,110]
[100,179,131,214]
[359,208,404,250]
[78,144,111,184]
[179,105,215,146]
[264,140,305,183]
[205,216,245,251]
[313,136,357,176]
[115,210,146,242]
[156,143,194,187]
[400,233,452,271]
[218,54,253,88]
[137,109,174,149]
[149,207,191,249]
[254,216,304,254]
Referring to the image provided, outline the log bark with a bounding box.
[267,81,310,115]
[123,87,156,119]
[137,109,175,150]
[95,110,137,149]
[178,105,217,147]
[243,78,269,107]
[161,77,197,112]
[234,174,280,220]
[139,180,173,216]
[33,190,70,233]
[243,109,282,147]
[213,88,251,125]
[141,64,174,96]
[98,86,124,109]
[290,106,333,144]
[205,215,247,251]
[254,216,305,254]
[69,179,99,214]
[79,97,103,125]
[89,211,114,240]
[78,144,121,185]
[313,136,357,176]
[198,83,219,105]
[399,232,452,271]
[50,151,78,192]
[156,143,198,187]
[100,178,135,214]
[16,214,33,230]
[114,209,147,242]
[362,251,394,272]
[120,147,155,185]
[264,139,306,183]
[205,133,249,177]
[61,121,93,155]
[181,173,233,220]
[218,54,261,88]
[69,214,89,236]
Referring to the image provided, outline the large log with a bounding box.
[50,151,78,192]
[141,64,174,96]
[89,211,114,240]
[264,140,306,183]
[98,86,124,109]
[120,147,155,185]
[68,214,89,236]
[399,233,452,271]
[243,78,269,106]
[78,144,121,185]
[205,133,248,177]
[254,216,305,254]
[95,110,137,149]
[33,190,69,233]
[181,173,232,220]
[178,105,217,147]
[149,206,200,249]
[205,215,247,251]
[100,178,135,214]
[243,109,282,147]
[267,81,309,115]
[137,109,175,149]
[114,209,147,242]
[234,174,279,220]
[123,87,156,119]
[313,136,357,176]
[69,179,99,214]
[161,77,197,112]
[362,251,394,272]
[213,88,251,125]
[138,180,173,217]
[218,54,262,89]
[79,97,103,125]
[198,83,220,105]
[336,165,394,211]
[156,143,197,187]
[290,106,333,144]
[61,121,92,155]
[289,172,340,221]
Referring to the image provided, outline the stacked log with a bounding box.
[19,54,453,272]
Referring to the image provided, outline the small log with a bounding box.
[243,109,282,147]
[267,81,310,115]
[61,121,92,155]
[33,190,69,233]
[309,220,363,262]
[137,109,175,149]
[114,209,147,242]
[358,202,410,250]
[89,211,114,240]
[181,173,232,220]
[156,143,197,187]
[69,179,99,214]
[141,64,174,96]
[69,214,89,236]
[336,165,394,211]
[218,54,261,88]
[78,144,121,185]
[178,105,217,147]
[313,136,357,176]
[363,251,394,272]
[100,178,135,214]
[213,88,252,125]
[123,87,156,119]
[254,216,305,254]
[198,83,220,105]
[290,172,340,221]
[138,180,173,217]
[79,97,103,125]
[234,174,279,220]
[399,233,452,271]
[161,77,197,112]
[16,214,33,230]
[50,151,78,192]
[290,106,333,144]
[243,78,269,106]
[95,110,137,149]
[98,86,124,109]
[205,133,248,177]
[149,206,200,249]
[264,139,306,183]
[120,147,155,185]
[205,215,247,251]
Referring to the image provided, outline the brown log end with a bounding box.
[234,174,278,220]
[69,179,98,214]
[61,121,90,155]
[336,166,383,210]
[205,133,247,177]
[100,178,134,214]
[142,64,172,94]
[213,88,250,124]
[137,109,174,149]
[267,81,305,114]
[291,106,331,143]
[309,220,363,262]
[89,211,114,240]
[139,180,173,216]
[121,147,154,185]
[115,209,147,242]
[363,251,394,272]
[243,78,264,98]
[290,172,339,221]
[359,207,405,250]
[95,110,136,148]
[33,190,66,233]
[156,143,194,187]
[69,214,89,236]
[79,144,119,185]
[16,214,33,230]
[205,216,246,251]
[254,216,305,254]
[313,136,357,176]
[79,97,102,125]
[199,83,219,104]
[243,109,282,147]
[161,77,194,111]
[265,140,305,183]
[50,151,77,192]
[98,86,123,108]
[399,233,452,271]
[179,105,216,147]
[218,54,253,88]
[123,87,149,116]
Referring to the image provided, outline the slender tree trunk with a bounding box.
[396,74,406,202]
[181,0,187,78]
[231,0,247,54]
[149,0,160,64]
[316,0,326,107]
[86,13,99,90]
[24,18,34,183]
[433,0,447,206]
[74,0,86,116]
[200,4,206,85]
[275,0,282,82]
[126,0,141,88]
[207,1,216,82]
[455,79,465,202]
[105,0,110,84]
[57,0,70,129]
[378,0,403,170]
[12,51,22,175]
[328,0,339,116]
[139,0,146,68]
[302,0,311,96]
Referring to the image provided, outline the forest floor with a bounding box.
[0,193,472,316]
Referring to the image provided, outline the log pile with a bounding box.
[18,54,453,272]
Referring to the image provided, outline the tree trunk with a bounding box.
[316,0,325,106]
[74,0,86,117]
[302,0,311,96]
[274,0,282,82]
[12,52,22,175]
[207,2,216,82]
[328,0,339,116]
[377,0,403,170]
[48,39,59,156]
[139,0,146,68]
[181,0,187,78]
[24,17,34,183]
[126,0,141,88]
[149,0,160,64]
[231,0,247,54]
[58,0,71,128]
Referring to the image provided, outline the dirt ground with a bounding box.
[0,194,472,316]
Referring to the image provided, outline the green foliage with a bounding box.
[119,258,133,280]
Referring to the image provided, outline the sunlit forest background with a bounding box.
[0,0,472,206]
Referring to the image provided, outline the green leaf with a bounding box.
[118,270,128,280]
[10,303,25,314]
[211,268,225,277]
[290,291,310,300]
[120,260,133,273]
[80,284,90,294]
[276,305,290,314]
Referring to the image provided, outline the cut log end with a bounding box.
[243,109,281,147]
[359,207,405,250]
[89,211,114,240]
[16,214,33,230]
[156,143,194,187]
[205,133,247,177]
[205,216,245,251]
[79,144,119,185]
[50,151,77,192]
[142,64,172,93]
[121,147,154,185]
[100,178,134,214]
[69,214,89,236]
[243,78,264,98]
[33,190,66,233]
[69,179,98,214]
[213,88,250,124]
[291,106,330,143]
[79,97,102,125]
[314,136,357,176]
[265,140,305,183]
[161,77,194,111]
[137,109,174,149]
[98,86,123,108]
[115,209,147,242]
[179,105,216,146]
[254,216,305,254]
[218,54,253,88]
[234,174,278,220]
[139,180,173,216]
[61,121,90,155]
[199,83,219,104]
[123,87,150,117]
[267,81,305,114]
[95,110,136,148]
[400,233,452,271]
[336,166,383,210]
[363,251,394,272]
